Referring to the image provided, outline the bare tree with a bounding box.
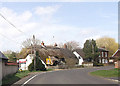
[96,36,118,56]
[58,41,80,51]
[22,38,41,48]
[66,41,80,51]
[58,43,64,48]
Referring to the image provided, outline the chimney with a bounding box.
[64,43,67,49]
[54,43,57,47]
[41,41,44,46]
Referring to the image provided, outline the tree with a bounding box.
[28,51,46,71]
[58,41,80,51]
[96,36,118,56]
[22,37,41,48]
[18,48,31,59]
[5,52,18,62]
[83,39,99,62]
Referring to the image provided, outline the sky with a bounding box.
[0,2,118,52]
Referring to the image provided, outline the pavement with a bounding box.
[11,65,120,85]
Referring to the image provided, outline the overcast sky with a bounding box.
[0,2,118,52]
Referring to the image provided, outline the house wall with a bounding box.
[82,62,93,67]
[0,61,2,85]
[26,55,34,70]
[73,51,84,65]
[99,51,109,63]
[115,61,120,68]
[2,61,18,78]
[19,54,34,70]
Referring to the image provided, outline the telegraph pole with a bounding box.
[33,35,36,70]
[31,44,33,54]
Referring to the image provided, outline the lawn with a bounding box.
[2,68,53,85]
[90,68,120,77]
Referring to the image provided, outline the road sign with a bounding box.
[46,58,51,65]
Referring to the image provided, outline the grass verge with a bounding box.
[2,68,53,85]
[90,68,120,77]
[2,70,30,85]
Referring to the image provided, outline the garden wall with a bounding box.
[2,62,18,78]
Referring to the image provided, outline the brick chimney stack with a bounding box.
[41,41,45,47]
[64,43,67,49]
[54,43,57,47]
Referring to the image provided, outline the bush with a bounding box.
[28,57,46,71]
[28,62,34,71]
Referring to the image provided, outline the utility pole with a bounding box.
[31,44,33,54]
[33,35,36,70]
[91,40,95,62]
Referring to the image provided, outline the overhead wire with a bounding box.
[0,12,31,38]
[0,13,30,47]
[0,33,22,46]
[0,13,24,33]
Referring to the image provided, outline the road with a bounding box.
[13,66,118,85]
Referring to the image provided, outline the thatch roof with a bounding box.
[19,46,78,66]
[72,49,85,59]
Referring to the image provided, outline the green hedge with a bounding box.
[28,57,46,71]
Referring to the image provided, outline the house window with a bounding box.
[102,59,105,63]
[99,59,101,63]
[78,56,81,59]
[105,59,108,63]
[102,52,104,57]
[105,52,108,57]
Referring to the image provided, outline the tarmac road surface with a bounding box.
[13,66,118,85]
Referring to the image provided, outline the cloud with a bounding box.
[34,5,60,16]
[0,7,34,51]
[0,5,117,52]
[0,6,61,51]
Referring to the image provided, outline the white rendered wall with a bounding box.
[73,51,84,65]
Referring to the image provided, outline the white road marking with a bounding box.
[21,72,47,86]
[20,69,70,86]
[21,74,37,86]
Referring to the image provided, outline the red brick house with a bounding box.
[110,49,120,68]
[98,47,109,64]
[110,49,120,62]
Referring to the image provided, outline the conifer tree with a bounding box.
[83,39,99,62]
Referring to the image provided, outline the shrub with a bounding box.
[28,57,46,71]
[28,62,34,71]
[93,62,103,66]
